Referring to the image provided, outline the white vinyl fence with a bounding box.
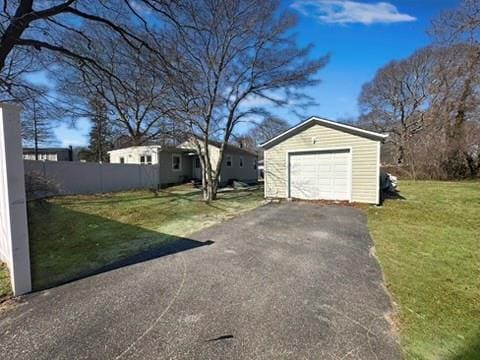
[24,160,161,197]
[0,104,31,295]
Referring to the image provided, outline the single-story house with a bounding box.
[258,158,264,179]
[108,140,258,186]
[108,145,162,165]
[23,146,75,161]
[260,116,388,204]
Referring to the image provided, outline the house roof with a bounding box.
[107,141,257,157]
[259,116,388,149]
[107,145,163,154]
[23,147,71,153]
[184,138,258,156]
[208,140,257,156]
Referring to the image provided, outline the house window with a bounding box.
[195,157,201,169]
[120,157,125,164]
[239,156,244,168]
[226,155,232,167]
[172,154,181,171]
[140,155,146,164]
[146,155,152,164]
[253,159,257,170]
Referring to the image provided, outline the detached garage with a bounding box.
[260,117,388,204]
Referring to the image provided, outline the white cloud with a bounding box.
[291,0,416,25]
[54,118,91,147]
[241,93,278,108]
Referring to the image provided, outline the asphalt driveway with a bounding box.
[0,203,400,359]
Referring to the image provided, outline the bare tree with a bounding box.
[21,96,58,156]
[86,95,112,163]
[0,0,178,160]
[163,0,328,201]
[248,117,291,146]
[0,1,166,77]
[356,0,480,180]
[429,0,480,178]
[56,26,176,146]
[358,48,434,178]
[430,0,480,44]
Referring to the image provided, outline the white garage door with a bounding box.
[289,150,350,201]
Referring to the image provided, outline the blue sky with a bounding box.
[52,0,459,147]
[282,0,459,121]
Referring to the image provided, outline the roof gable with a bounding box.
[180,138,257,156]
[260,116,388,149]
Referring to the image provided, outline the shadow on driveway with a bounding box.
[3,202,401,359]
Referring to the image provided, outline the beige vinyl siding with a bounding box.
[178,140,221,174]
[264,123,380,204]
[179,139,257,184]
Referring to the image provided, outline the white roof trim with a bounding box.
[107,145,163,154]
[259,116,388,148]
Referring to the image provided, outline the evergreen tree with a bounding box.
[88,97,112,163]
[21,99,58,156]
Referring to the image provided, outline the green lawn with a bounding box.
[0,262,12,300]
[367,181,480,359]
[28,184,263,290]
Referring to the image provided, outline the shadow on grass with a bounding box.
[27,201,213,291]
[380,190,406,205]
[57,189,203,206]
[57,187,258,208]
[450,334,480,360]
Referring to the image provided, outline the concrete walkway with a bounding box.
[0,203,400,359]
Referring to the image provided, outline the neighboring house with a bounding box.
[108,145,162,165]
[256,150,264,179]
[258,159,264,180]
[22,147,74,161]
[260,116,388,204]
[108,140,258,186]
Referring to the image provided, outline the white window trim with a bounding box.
[239,156,244,168]
[285,147,352,202]
[226,155,232,167]
[172,153,182,171]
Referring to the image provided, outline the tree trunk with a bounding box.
[204,180,218,202]
[202,171,218,202]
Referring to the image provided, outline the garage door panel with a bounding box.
[332,159,348,166]
[334,179,348,186]
[317,165,332,172]
[289,150,350,201]
[333,163,349,170]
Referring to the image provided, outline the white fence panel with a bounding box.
[0,104,31,295]
[24,160,161,196]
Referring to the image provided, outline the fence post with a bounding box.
[0,104,32,295]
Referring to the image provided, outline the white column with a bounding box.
[0,103,32,295]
